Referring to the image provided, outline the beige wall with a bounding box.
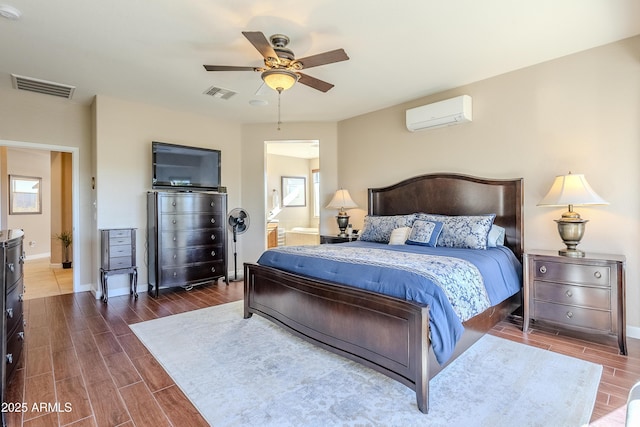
[0,88,93,289]
[338,35,640,332]
[6,148,51,259]
[93,95,243,295]
[266,153,315,231]
[241,122,339,264]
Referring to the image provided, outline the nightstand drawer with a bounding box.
[534,260,610,287]
[533,281,610,310]
[533,301,612,332]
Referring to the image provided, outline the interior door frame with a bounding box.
[0,138,80,292]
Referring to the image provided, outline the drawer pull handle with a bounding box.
[594,271,602,279]
[539,265,547,274]
[211,267,216,273]
[173,254,177,259]
[6,354,12,364]
[173,236,177,241]
[173,272,178,277]
[6,308,12,318]
[210,202,215,207]
[172,201,177,206]
[7,263,14,273]
[172,219,177,224]
[210,235,216,241]
[210,218,216,224]
[566,311,574,319]
[211,250,216,257]
[565,290,573,298]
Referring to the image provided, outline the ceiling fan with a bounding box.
[203,31,349,93]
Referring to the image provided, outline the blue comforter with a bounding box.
[257,241,522,364]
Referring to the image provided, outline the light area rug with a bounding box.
[130,301,602,427]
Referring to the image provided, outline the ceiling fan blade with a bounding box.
[297,49,349,69]
[242,31,278,60]
[203,65,258,72]
[297,73,335,93]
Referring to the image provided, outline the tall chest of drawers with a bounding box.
[1,230,24,426]
[523,250,626,355]
[147,191,227,297]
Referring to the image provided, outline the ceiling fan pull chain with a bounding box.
[277,88,282,130]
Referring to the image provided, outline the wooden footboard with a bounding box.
[244,263,431,412]
[244,262,521,413]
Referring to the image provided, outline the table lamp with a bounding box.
[537,172,608,257]
[326,189,358,237]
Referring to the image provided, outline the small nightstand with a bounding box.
[320,235,357,244]
[523,250,626,355]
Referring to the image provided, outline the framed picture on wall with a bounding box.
[9,175,42,214]
[281,176,306,207]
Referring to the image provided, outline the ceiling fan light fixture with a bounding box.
[261,69,298,92]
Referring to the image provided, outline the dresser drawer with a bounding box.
[108,256,133,269]
[160,261,225,286]
[159,194,224,213]
[533,281,610,310]
[109,244,132,258]
[6,243,23,288]
[109,235,131,246]
[160,213,223,230]
[108,229,132,238]
[160,245,224,265]
[6,283,23,335]
[533,260,610,287]
[533,300,612,332]
[5,322,24,382]
[160,229,224,248]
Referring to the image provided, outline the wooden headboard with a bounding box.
[368,173,524,260]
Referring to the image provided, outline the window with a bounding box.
[9,175,42,214]
[312,169,320,217]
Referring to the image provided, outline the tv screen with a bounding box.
[152,141,221,191]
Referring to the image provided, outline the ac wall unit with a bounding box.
[406,95,472,132]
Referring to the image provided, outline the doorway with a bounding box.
[265,140,320,248]
[0,140,79,298]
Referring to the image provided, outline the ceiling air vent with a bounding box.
[11,74,75,99]
[203,86,236,100]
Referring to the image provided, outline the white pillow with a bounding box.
[388,227,411,245]
[487,225,506,247]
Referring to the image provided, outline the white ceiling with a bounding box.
[1,1,639,125]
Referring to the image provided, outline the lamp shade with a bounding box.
[537,173,608,207]
[326,189,358,211]
[261,69,298,92]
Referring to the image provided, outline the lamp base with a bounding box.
[554,214,588,258]
[558,248,585,258]
[335,214,350,237]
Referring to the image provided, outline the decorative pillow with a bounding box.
[415,213,496,250]
[487,225,506,247]
[359,214,417,243]
[405,220,443,247]
[388,227,411,245]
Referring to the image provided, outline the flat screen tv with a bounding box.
[152,141,221,191]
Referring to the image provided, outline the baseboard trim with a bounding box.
[627,325,640,340]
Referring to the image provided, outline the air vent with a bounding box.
[11,74,75,99]
[203,86,236,100]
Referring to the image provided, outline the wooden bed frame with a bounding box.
[244,173,523,413]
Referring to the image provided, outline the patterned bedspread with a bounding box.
[257,241,522,364]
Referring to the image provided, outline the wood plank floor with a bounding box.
[5,282,638,426]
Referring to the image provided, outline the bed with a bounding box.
[243,173,523,413]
